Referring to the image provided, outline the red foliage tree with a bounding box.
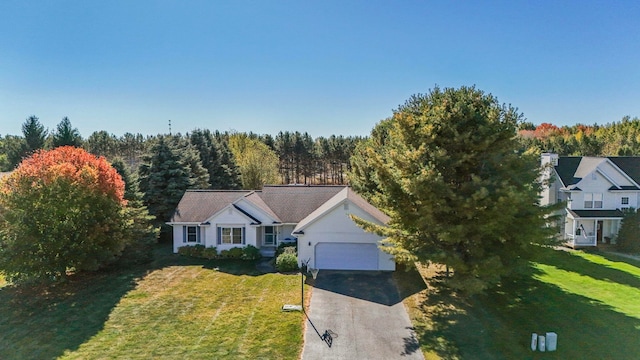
[4,146,125,204]
[0,147,133,282]
[533,123,560,139]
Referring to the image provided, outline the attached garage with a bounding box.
[315,242,379,270]
[293,187,396,271]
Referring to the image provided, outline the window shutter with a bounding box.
[197,226,201,243]
[242,227,246,245]
[217,227,221,245]
[182,226,186,243]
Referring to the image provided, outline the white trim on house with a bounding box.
[168,186,395,271]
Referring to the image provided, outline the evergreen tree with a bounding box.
[111,158,159,264]
[616,209,640,253]
[189,129,241,189]
[22,115,47,153]
[351,86,557,294]
[85,130,119,158]
[51,117,82,148]
[138,136,208,230]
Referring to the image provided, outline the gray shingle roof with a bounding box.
[243,192,281,222]
[256,185,345,223]
[170,190,250,223]
[293,187,390,233]
[170,185,387,228]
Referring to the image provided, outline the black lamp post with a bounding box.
[301,260,319,313]
[282,260,318,312]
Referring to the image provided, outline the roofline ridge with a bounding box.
[185,189,250,192]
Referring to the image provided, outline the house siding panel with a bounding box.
[297,201,394,271]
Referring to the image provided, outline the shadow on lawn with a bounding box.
[412,250,640,360]
[540,248,640,288]
[0,266,146,360]
[0,244,262,360]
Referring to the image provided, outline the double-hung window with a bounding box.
[217,226,245,245]
[584,193,603,209]
[183,226,201,243]
[584,193,593,208]
[593,193,603,208]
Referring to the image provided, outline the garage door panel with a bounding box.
[315,243,378,270]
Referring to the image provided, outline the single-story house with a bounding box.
[168,185,395,271]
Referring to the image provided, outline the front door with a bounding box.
[264,226,275,246]
[597,220,603,243]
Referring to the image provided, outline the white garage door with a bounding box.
[315,242,379,270]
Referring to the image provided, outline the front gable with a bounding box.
[573,168,616,193]
[205,204,258,227]
[295,199,385,235]
[233,197,280,225]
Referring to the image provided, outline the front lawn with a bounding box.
[395,248,640,359]
[0,246,304,360]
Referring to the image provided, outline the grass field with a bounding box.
[0,245,304,360]
[395,248,640,360]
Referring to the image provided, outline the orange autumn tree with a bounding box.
[0,146,137,282]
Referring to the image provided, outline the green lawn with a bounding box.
[395,248,640,360]
[0,246,304,360]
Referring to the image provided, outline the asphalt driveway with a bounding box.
[301,271,423,360]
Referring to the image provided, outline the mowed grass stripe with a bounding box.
[56,263,303,360]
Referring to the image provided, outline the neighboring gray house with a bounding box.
[168,185,395,271]
[541,153,640,247]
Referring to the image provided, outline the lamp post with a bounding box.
[283,260,318,312]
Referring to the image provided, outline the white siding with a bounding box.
[599,161,635,187]
[297,200,395,271]
[173,206,258,253]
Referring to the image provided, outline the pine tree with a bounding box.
[111,158,158,264]
[351,86,557,294]
[22,115,47,153]
[51,117,82,148]
[138,136,208,229]
[189,129,241,189]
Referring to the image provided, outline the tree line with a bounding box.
[0,117,362,187]
[518,116,640,156]
[0,116,364,241]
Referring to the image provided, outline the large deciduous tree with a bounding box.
[229,133,279,189]
[0,146,146,283]
[350,86,556,293]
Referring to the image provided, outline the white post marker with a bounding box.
[546,332,557,352]
[530,333,538,351]
[538,335,546,352]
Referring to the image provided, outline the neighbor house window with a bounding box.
[584,193,603,209]
[593,193,603,208]
[584,193,593,208]
[183,226,200,243]
[622,197,629,205]
[217,226,245,245]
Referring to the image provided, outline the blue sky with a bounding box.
[1,1,639,138]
